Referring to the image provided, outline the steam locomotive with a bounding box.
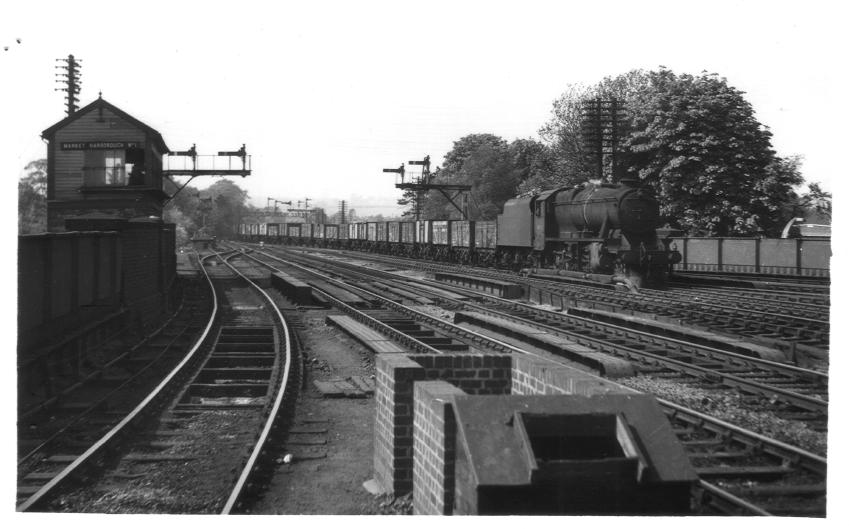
[239,179,681,288]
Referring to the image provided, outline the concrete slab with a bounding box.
[435,272,523,299]
[326,314,407,354]
[454,311,634,378]
[570,307,790,363]
[313,378,366,398]
[271,272,313,305]
[313,380,346,397]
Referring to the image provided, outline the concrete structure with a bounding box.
[450,394,695,514]
[190,237,216,251]
[374,352,697,515]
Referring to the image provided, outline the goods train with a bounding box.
[239,179,681,288]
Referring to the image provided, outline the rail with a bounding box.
[218,251,293,514]
[252,245,826,515]
[17,253,220,512]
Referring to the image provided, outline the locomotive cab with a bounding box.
[533,188,569,252]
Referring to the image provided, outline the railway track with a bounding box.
[262,246,828,426]
[668,284,828,312]
[238,245,827,516]
[286,246,830,353]
[17,251,298,513]
[469,302,828,423]
[672,270,830,288]
[17,277,212,504]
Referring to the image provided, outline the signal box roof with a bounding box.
[41,96,169,153]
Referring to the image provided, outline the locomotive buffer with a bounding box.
[384,155,471,220]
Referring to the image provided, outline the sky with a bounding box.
[2,1,848,525]
[1,0,846,216]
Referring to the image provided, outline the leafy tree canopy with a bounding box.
[164,178,252,242]
[18,159,47,234]
[420,134,555,220]
[799,181,831,224]
[541,68,804,236]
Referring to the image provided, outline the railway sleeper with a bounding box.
[195,367,273,382]
[691,362,727,370]
[759,503,826,517]
[187,383,269,398]
[776,411,827,422]
[681,439,726,447]
[21,471,61,481]
[688,451,751,460]
[725,483,826,498]
[697,465,792,480]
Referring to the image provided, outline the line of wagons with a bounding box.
[237,219,832,278]
[239,220,500,265]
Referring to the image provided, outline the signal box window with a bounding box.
[83,147,146,187]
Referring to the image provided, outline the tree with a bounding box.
[538,84,598,187]
[164,179,251,239]
[18,159,47,234]
[510,138,558,195]
[205,179,250,238]
[163,206,195,247]
[541,68,803,236]
[396,186,419,219]
[421,134,552,220]
[799,181,832,224]
[751,155,806,234]
[164,184,201,245]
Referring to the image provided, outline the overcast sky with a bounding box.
[2,0,846,216]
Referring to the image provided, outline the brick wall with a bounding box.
[409,353,512,395]
[511,355,621,397]
[374,352,512,497]
[374,354,425,495]
[413,381,465,515]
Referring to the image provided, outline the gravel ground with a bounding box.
[52,410,263,513]
[250,309,397,514]
[620,374,827,456]
[409,303,455,321]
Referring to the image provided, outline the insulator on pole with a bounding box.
[55,54,82,115]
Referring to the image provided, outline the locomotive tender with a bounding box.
[240,179,680,288]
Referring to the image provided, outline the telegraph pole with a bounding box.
[55,54,82,116]
[339,200,347,224]
[580,97,627,181]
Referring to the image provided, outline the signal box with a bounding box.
[41,96,171,232]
